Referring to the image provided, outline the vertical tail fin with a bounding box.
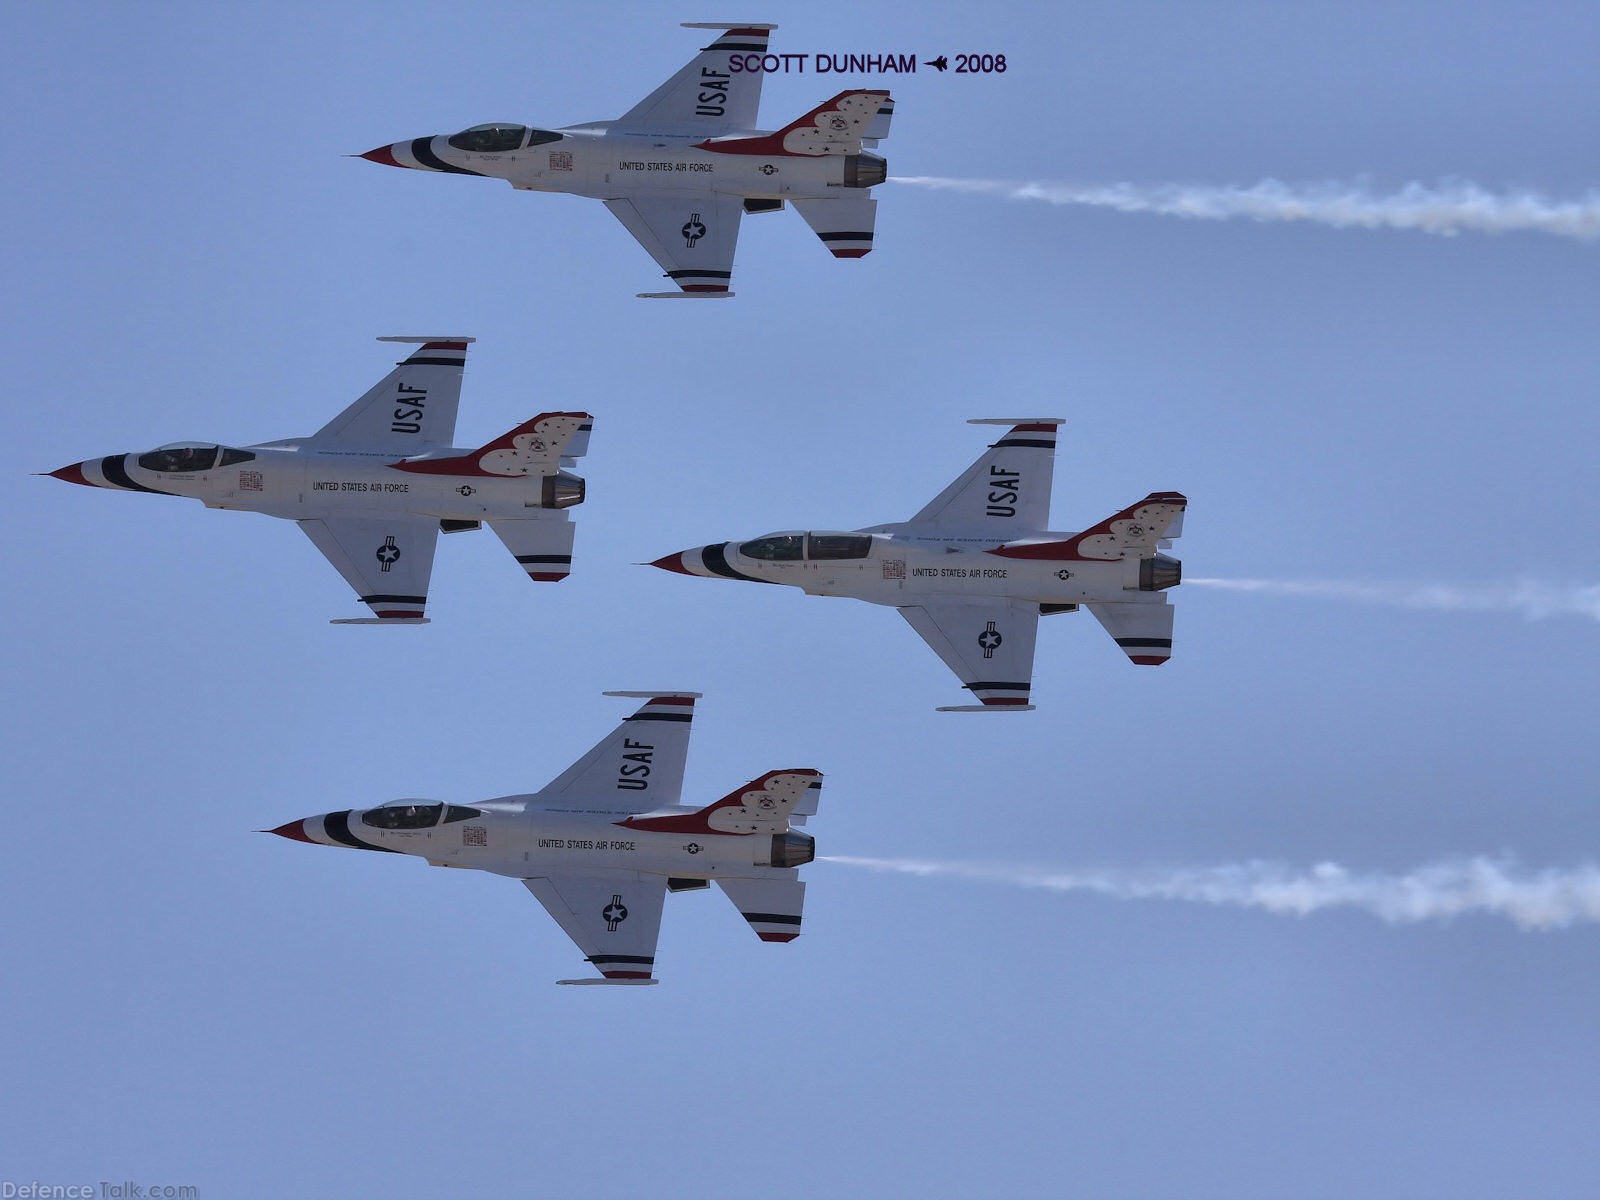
[697,90,890,156]
[394,413,592,477]
[862,97,895,144]
[620,769,823,834]
[988,493,1187,561]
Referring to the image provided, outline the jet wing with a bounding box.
[604,192,742,297]
[615,24,774,135]
[308,337,472,452]
[898,599,1040,711]
[536,693,699,814]
[910,420,1064,533]
[524,872,667,984]
[299,513,439,623]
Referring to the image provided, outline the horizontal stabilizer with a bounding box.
[637,291,736,299]
[489,516,576,583]
[1087,601,1175,665]
[376,335,477,345]
[791,194,877,258]
[717,876,806,943]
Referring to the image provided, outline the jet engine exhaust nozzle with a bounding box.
[768,830,815,869]
[1139,553,1182,592]
[540,471,586,510]
[843,152,888,189]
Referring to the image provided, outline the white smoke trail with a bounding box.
[892,176,1600,241]
[1186,577,1600,622]
[824,856,1600,930]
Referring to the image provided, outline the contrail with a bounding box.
[891,176,1600,241]
[1186,577,1600,622]
[824,856,1600,930]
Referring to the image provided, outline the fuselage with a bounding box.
[655,524,1182,608]
[364,121,886,201]
[273,795,812,881]
[52,440,582,522]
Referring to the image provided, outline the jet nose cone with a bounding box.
[649,551,695,575]
[48,461,93,486]
[265,819,314,843]
[358,143,404,168]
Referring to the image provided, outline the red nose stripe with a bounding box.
[268,820,314,843]
[360,144,402,167]
[648,553,692,576]
[49,462,92,486]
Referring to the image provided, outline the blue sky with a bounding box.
[4,3,1598,1197]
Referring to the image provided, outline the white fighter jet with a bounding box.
[358,22,892,297]
[651,420,1186,711]
[48,337,591,623]
[268,692,820,985]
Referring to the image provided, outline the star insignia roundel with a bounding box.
[602,895,629,931]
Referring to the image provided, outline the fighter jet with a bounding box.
[650,420,1186,711]
[358,22,893,297]
[268,692,821,985]
[48,337,591,623]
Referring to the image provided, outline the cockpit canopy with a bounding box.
[360,800,483,830]
[739,532,875,561]
[136,443,255,473]
[445,124,564,153]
